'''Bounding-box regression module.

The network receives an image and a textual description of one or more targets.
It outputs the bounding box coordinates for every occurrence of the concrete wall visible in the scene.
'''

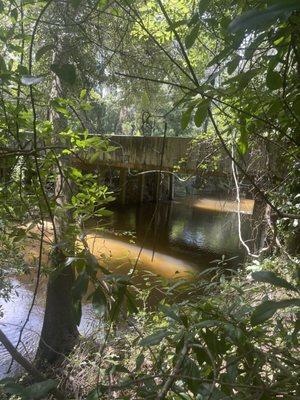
[81,135,268,176]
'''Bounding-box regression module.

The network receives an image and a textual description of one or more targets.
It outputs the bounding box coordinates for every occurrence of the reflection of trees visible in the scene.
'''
[169,207,250,256]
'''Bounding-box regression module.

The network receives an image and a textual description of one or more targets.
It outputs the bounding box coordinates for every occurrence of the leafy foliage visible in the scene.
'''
[0,0,299,398]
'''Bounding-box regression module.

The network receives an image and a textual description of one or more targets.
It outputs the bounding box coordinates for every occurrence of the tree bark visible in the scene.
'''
[36,35,79,365]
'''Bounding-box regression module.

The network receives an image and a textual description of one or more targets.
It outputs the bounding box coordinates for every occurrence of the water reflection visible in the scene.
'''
[103,199,252,267]
[0,197,253,377]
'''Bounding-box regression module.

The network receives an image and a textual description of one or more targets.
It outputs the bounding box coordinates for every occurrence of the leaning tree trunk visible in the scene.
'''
[36,37,79,365]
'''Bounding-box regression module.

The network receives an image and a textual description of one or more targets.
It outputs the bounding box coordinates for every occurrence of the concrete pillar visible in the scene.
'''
[138,173,145,203]
[251,198,268,253]
[119,168,127,205]
[155,172,161,202]
[168,173,174,200]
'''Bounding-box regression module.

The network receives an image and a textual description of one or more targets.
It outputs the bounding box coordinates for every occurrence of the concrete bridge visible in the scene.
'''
[79,135,268,204]
[0,135,269,204]
[84,135,231,174]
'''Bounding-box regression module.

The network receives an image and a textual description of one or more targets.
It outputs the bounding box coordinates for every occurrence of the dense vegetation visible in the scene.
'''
[0,0,299,399]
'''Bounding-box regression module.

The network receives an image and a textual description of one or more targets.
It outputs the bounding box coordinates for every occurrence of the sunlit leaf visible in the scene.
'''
[80,88,87,99]
[237,127,248,155]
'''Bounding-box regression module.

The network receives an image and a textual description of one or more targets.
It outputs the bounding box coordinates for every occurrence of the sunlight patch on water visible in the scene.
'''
[24,224,198,279]
[85,235,198,278]
[177,197,254,214]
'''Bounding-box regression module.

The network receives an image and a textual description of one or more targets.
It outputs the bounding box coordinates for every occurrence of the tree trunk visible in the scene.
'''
[36,36,79,365]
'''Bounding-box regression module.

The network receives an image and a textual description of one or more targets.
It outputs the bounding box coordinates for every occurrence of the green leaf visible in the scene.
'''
[182,357,202,394]
[251,298,300,326]
[195,320,221,329]
[22,380,57,399]
[11,8,18,21]
[86,387,105,399]
[70,0,81,7]
[0,55,6,71]
[135,354,144,370]
[158,304,180,321]
[80,88,87,99]
[252,271,298,292]
[244,33,266,59]
[185,23,200,49]
[266,70,282,90]
[227,55,240,75]
[167,19,188,31]
[36,44,54,62]
[73,272,89,300]
[237,139,248,155]
[229,0,300,34]
[2,382,26,397]
[126,290,138,314]
[292,96,300,117]
[50,63,76,85]
[0,1,4,13]
[237,126,248,155]
[198,0,210,15]
[207,43,242,67]
[92,287,107,317]
[139,329,170,347]
[225,68,260,89]
[181,106,193,130]
[194,100,209,127]
[21,75,43,86]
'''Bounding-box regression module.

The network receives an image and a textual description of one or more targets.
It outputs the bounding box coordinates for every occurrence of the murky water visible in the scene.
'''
[0,197,254,377]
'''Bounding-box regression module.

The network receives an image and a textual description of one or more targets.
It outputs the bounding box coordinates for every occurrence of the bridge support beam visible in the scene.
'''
[119,169,127,205]
[168,174,174,201]
[138,173,145,203]
[250,198,268,254]
[155,172,160,202]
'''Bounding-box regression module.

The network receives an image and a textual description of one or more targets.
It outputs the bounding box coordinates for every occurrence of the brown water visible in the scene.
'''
[0,197,254,377]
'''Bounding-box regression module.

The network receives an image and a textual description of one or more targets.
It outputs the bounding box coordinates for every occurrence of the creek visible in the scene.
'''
[0,197,254,377]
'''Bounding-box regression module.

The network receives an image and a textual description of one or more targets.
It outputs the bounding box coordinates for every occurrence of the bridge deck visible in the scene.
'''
[81,135,265,175]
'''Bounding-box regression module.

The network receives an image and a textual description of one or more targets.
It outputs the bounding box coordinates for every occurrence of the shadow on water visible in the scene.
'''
[0,197,254,377]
